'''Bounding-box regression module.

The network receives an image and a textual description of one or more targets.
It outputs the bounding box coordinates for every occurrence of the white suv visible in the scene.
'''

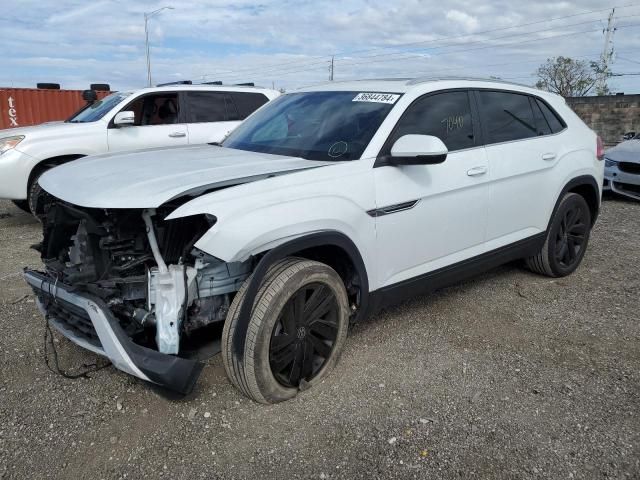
[24,78,604,403]
[0,85,279,214]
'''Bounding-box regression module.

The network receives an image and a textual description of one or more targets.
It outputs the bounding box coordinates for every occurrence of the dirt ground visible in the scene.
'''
[0,196,638,480]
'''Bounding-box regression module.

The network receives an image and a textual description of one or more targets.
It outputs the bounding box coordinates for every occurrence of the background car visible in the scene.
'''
[603,132,640,200]
[0,84,280,215]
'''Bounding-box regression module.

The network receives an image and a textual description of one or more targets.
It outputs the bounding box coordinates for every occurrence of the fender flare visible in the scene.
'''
[547,175,601,231]
[231,230,369,357]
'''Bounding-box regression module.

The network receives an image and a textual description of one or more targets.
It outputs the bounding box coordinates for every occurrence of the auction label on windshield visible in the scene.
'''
[352,92,400,104]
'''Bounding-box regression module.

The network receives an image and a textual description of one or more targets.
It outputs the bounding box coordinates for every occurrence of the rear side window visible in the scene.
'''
[535,98,565,133]
[389,91,476,152]
[478,91,538,144]
[185,92,227,123]
[229,92,270,120]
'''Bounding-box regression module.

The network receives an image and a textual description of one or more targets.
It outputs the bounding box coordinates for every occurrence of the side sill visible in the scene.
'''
[368,232,546,313]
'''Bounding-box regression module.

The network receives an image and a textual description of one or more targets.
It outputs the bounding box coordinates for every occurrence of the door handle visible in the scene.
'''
[466,166,487,177]
[168,132,186,138]
[542,153,557,161]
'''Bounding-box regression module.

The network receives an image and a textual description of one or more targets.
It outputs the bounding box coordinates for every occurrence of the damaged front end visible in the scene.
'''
[25,200,250,394]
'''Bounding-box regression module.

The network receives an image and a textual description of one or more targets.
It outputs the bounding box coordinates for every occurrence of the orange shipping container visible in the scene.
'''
[0,88,111,130]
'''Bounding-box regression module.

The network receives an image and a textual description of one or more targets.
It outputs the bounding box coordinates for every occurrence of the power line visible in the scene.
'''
[617,55,640,64]
[221,22,640,82]
[196,3,640,80]
[214,14,640,82]
[220,22,601,81]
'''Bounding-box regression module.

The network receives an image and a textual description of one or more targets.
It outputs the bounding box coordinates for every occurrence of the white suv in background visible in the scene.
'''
[25,78,604,402]
[0,85,279,214]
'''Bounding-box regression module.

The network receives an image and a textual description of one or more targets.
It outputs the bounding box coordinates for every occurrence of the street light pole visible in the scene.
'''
[144,6,174,87]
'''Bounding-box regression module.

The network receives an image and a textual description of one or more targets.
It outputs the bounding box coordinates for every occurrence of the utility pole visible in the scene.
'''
[144,6,174,87]
[596,8,616,95]
[329,56,334,81]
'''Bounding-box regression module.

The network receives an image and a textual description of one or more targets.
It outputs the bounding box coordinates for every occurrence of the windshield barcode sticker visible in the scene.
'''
[352,93,400,104]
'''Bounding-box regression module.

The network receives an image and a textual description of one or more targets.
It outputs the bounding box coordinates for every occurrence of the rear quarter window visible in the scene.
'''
[535,98,565,134]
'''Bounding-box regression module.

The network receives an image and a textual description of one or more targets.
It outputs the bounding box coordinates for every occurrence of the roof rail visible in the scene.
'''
[406,75,534,88]
[156,80,193,87]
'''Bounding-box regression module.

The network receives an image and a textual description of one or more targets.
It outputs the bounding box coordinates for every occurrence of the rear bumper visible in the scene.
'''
[24,270,203,394]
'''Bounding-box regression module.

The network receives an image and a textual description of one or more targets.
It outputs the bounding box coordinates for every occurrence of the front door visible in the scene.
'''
[373,90,490,288]
[107,92,189,152]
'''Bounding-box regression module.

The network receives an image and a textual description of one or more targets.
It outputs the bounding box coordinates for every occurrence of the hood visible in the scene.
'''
[0,121,92,139]
[39,145,331,209]
[605,139,640,163]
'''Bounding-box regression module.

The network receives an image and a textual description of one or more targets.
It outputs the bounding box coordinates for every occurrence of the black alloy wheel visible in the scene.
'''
[269,283,339,388]
[221,257,350,404]
[554,203,588,269]
[525,192,592,278]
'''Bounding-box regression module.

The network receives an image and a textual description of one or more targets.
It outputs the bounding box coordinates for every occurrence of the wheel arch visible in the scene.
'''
[549,175,601,230]
[28,154,86,191]
[230,231,370,358]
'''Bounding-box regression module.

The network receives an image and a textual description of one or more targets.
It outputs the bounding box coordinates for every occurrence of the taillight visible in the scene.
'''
[596,136,605,161]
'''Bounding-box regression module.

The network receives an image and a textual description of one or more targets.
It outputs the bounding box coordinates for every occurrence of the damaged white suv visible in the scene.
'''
[25,78,604,403]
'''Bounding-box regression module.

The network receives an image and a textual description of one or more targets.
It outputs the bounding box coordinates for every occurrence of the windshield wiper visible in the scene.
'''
[208,142,222,146]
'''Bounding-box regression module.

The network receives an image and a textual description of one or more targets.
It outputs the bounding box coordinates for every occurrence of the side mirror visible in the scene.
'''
[114,111,135,127]
[388,134,448,166]
[82,89,97,103]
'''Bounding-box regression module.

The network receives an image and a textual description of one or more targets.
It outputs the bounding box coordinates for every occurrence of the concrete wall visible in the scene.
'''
[567,94,640,146]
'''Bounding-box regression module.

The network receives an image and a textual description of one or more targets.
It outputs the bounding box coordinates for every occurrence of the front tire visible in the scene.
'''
[221,258,350,404]
[526,193,592,277]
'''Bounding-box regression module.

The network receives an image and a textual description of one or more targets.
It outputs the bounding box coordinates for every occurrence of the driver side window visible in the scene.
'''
[120,93,180,126]
[389,91,476,152]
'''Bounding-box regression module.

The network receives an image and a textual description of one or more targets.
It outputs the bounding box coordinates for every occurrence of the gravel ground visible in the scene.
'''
[0,196,638,480]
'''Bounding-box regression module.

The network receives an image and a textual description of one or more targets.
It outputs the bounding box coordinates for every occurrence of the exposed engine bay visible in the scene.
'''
[35,200,251,356]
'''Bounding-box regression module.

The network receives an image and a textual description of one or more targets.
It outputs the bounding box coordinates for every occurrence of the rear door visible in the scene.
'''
[107,92,189,152]
[184,91,270,145]
[183,91,236,145]
[476,90,566,246]
[373,90,490,288]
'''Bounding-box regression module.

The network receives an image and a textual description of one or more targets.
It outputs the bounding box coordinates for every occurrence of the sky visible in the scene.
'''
[1,0,639,93]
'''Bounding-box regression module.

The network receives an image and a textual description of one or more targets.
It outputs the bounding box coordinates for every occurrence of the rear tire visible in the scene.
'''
[526,193,592,277]
[221,257,350,404]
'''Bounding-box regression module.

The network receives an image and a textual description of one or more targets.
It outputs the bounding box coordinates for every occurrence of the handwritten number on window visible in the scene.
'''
[441,115,464,133]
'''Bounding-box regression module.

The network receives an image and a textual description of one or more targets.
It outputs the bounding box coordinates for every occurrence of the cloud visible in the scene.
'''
[0,0,638,92]
[445,9,479,32]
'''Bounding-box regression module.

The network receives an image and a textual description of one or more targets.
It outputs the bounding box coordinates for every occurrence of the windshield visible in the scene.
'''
[67,92,131,123]
[222,91,400,161]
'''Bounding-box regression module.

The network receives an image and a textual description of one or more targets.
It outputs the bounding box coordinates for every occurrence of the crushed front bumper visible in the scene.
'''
[24,270,203,394]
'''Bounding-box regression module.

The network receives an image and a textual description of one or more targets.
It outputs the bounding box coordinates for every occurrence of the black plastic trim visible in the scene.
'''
[549,175,601,227]
[368,232,546,313]
[367,200,420,217]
